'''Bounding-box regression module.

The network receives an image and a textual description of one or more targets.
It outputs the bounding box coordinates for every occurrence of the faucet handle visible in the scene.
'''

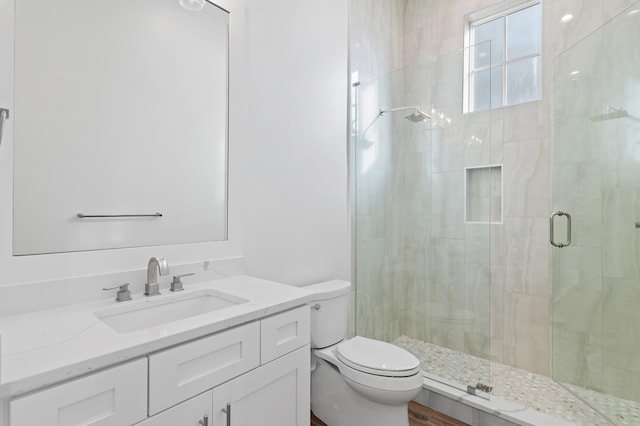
[170,273,195,292]
[103,283,132,302]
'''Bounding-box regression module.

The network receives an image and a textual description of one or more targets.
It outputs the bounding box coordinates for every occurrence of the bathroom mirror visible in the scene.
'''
[12,0,229,255]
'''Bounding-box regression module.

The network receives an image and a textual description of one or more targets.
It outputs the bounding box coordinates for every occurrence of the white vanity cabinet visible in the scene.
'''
[9,358,148,426]
[148,322,261,415]
[209,304,310,426]
[135,391,212,426]
[137,345,309,426]
[4,305,311,426]
[211,345,310,426]
[145,305,310,425]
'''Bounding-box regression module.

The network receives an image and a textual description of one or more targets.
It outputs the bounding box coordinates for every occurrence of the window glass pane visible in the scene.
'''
[472,17,503,68]
[506,4,541,60]
[473,69,491,112]
[472,66,503,112]
[490,66,503,109]
[472,38,492,69]
[473,65,503,111]
[506,56,541,105]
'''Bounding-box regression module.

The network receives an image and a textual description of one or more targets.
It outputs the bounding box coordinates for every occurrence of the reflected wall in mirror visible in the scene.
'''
[13,0,229,255]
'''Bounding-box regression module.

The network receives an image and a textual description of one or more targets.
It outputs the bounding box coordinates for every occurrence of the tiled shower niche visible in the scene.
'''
[465,165,502,224]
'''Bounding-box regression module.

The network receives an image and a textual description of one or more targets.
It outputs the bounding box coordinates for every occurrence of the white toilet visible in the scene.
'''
[304,280,423,426]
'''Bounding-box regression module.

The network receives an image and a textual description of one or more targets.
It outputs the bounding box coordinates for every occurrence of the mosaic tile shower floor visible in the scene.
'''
[393,336,640,426]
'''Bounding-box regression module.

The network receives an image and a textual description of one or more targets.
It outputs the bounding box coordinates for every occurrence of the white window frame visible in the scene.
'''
[463,0,542,113]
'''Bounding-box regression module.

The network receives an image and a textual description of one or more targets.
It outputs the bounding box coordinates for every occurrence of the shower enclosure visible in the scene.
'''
[353,43,497,397]
[353,2,640,424]
[552,3,640,425]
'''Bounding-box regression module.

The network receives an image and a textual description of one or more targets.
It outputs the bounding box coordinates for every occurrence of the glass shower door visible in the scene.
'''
[353,43,494,397]
[552,3,640,424]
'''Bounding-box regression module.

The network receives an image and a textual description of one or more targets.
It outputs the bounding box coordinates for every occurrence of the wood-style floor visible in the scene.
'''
[310,401,470,426]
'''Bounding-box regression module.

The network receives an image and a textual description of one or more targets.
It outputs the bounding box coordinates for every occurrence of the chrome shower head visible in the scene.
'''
[380,105,432,123]
[590,107,629,122]
[404,108,431,122]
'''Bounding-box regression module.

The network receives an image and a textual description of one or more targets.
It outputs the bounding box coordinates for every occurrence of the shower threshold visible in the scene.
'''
[393,336,640,426]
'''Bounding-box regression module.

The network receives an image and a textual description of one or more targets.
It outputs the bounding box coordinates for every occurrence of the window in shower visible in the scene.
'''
[464,0,541,112]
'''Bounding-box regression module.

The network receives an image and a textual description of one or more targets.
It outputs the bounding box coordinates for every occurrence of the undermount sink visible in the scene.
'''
[95,289,249,333]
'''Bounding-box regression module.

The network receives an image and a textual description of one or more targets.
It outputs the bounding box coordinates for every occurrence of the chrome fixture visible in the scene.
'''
[170,273,195,292]
[0,108,9,147]
[179,0,205,12]
[145,257,170,296]
[77,212,163,219]
[590,106,640,122]
[221,403,231,426]
[103,283,132,302]
[467,382,493,396]
[475,382,493,393]
[550,211,572,248]
[379,105,431,122]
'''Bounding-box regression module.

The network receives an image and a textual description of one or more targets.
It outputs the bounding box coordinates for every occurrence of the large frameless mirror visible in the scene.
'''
[12,0,229,255]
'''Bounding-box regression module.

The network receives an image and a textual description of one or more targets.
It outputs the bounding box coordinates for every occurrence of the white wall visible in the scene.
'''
[241,0,350,285]
[0,0,349,292]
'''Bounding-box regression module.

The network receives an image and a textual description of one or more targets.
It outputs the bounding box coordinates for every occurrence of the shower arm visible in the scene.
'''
[379,106,421,115]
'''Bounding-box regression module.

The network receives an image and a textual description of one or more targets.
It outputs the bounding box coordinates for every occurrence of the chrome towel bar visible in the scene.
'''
[77,213,163,218]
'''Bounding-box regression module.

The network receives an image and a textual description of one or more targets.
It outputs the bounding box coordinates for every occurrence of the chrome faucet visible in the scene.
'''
[145,256,170,296]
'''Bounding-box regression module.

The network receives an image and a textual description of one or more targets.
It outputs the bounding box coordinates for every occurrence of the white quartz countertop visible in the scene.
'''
[0,275,314,398]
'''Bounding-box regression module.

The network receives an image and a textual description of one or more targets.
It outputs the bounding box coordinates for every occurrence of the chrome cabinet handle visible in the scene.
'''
[550,211,572,248]
[222,403,231,426]
[198,415,209,426]
[312,304,321,310]
[0,108,9,148]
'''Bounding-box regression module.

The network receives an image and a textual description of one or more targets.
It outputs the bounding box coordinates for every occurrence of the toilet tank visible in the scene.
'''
[303,280,351,349]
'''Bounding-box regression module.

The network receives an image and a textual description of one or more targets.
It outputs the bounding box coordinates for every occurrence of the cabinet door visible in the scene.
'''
[0,398,6,426]
[10,358,147,426]
[148,322,260,415]
[135,391,211,426]
[211,345,309,426]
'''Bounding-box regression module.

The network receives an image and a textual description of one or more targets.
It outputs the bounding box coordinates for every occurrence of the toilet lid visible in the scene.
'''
[336,336,421,377]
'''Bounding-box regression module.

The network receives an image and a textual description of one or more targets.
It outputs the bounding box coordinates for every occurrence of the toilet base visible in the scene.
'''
[311,357,417,426]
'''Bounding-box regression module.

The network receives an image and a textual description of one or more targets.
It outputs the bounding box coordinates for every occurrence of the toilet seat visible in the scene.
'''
[337,356,424,393]
[314,339,423,394]
[336,336,421,377]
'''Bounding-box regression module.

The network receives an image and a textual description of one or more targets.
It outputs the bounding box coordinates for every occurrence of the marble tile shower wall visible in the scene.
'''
[351,0,639,379]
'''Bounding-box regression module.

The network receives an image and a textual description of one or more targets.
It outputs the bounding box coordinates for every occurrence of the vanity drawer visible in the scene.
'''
[10,358,147,426]
[148,321,260,415]
[260,305,310,364]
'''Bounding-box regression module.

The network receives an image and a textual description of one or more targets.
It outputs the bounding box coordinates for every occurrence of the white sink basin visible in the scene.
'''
[95,289,249,333]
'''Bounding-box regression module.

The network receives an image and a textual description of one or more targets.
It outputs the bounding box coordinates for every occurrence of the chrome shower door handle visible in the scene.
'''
[550,211,572,248]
